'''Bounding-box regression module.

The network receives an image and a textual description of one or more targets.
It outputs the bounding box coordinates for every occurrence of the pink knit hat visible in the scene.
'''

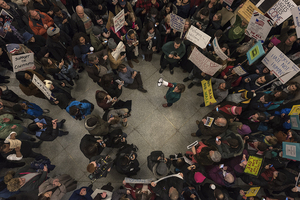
[194,172,206,183]
[231,106,242,115]
[270,37,281,46]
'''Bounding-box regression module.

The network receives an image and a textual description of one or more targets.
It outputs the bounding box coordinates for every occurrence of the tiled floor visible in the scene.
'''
[2,53,225,199]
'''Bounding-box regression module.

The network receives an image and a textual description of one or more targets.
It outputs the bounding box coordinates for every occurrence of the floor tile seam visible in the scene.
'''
[132,128,156,150]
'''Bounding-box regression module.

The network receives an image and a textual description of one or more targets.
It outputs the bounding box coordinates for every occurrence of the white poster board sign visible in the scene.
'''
[223,0,234,6]
[233,65,248,76]
[262,46,300,84]
[170,13,185,32]
[32,74,52,100]
[113,9,125,33]
[186,25,211,49]
[189,48,222,76]
[292,6,300,38]
[12,53,35,73]
[212,38,228,61]
[112,41,125,60]
[246,11,273,41]
[267,0,297,25]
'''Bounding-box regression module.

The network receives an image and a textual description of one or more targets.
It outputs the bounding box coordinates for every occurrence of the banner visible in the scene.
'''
[113,9,125,32]
[170,13,185,32]
[244,156,263,176]
[233,65,248,76]
[238,0,264,23]
[289,105,300,115]
[32,74,52,100]
[246,11,273,42]
[262,46,300,84]
[223,0,234,6]
[290,115,300,130]
[189,48,222,76]
[246,41,265,65]
[12,53,35,73]
[245,187,260,197]
[292,6,300,38]
[282,142,300,161]
[201,79,217,107]
[212,38,228,61]
[186,25,211,49]
[0,9,13,38]
[154,173,183,183]
[124,177,155,184]
[267,0,297,25]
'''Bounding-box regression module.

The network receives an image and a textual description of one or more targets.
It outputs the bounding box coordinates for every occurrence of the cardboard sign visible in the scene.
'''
[201,79,217,106]
[244,156,263,176]
[246,11,273,42]
[290,115,300,130]
[212,38,228,61]
[113,9,125,32]
[282,142,300,161]
[246,41,265,65]
[186,25,211,49]
[31,74,52,100]
[233,65,248,76]
[0,9,13,38]
[170,13,185,32]
[292,6,300,38]
[204,117,214,126]
[12,53,35,73]
[238,0,264,23]
[289,105,300,115]
[267,0,297,25]
[245,187,260,197]
[262,46,300,84]
[189,48,222,76]
[223,0,234,6]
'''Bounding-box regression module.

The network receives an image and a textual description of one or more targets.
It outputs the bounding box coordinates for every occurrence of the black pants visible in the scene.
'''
[161,57,178,70]
[126,72,143,89]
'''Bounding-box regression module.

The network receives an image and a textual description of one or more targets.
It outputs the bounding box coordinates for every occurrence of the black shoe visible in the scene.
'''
[2,76,10,79]
[59,131,69,136]
[188,83,194,89]
[170,69,174,75]
[60,119,66,124]
[159,68,164,73]
[33,140,43,148]
[197,92,203,96]
[200,103,205,107]
[78,68,84,73]
[30,137,36,142]
[138,87,147,93]
[183,77,190,82]
[0,80,9,84]
[107,182,112,186]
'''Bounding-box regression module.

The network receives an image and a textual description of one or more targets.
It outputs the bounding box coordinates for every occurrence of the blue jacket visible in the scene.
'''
[66,101,92,119]
[69,187,93,200]
[26,102,43,118]
[118,66,136,87]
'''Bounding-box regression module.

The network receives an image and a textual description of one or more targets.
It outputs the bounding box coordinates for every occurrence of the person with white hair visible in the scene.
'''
[70,5,97,35]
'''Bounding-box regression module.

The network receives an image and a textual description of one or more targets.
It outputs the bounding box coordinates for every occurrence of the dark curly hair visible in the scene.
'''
[72,32,90,47]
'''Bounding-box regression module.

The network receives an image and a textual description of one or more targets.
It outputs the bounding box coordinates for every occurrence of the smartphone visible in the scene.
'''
[269,164,273,168]
[155,24,157,27]
[220,164,224,168]
[216,137,219,141]
[110,114,113,118]
[216,107,219,112]
[104,40,108,43]
[208,43,211,46]
[154,37,156,39]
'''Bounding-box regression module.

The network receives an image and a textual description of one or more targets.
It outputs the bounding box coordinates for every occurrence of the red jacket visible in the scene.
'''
[28,10,54,38]
[221,65,242,87]
[125,183,156,200]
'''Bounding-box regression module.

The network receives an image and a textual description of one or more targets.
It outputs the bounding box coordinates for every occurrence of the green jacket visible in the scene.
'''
[228,15,247,43]
[166,83,181,104]
[90,33,105,52]
[0,114,24,139]
[162,41,186,63]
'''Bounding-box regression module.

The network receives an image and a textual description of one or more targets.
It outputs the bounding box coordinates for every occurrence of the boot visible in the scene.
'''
[149,53,153,62]
[128,60,134,68]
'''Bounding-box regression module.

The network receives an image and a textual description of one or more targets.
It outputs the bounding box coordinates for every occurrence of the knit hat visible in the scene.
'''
[22,32,34,43]
[92,26,103,36]
[231,106,242,115]
[153,162,169,178]
[108,38,117,49]
[194,172,206,183]
[237,124,251,135]
[119,0,126,5]
[43,80,52,89]
[210,151,221,162]
[47,27,60,36]
[270,37,281,46]
[265,75,273,83]
[6,44,20,54]
[245,91,256,99]
[28,122,40,132]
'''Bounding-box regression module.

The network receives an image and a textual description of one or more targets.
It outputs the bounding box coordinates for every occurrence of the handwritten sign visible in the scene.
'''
[186,25,211,49]
[246,11,273,42]
[292,6,300,38]
[246,41,265,65]
[12,53,35,73]
[201,79,217,107]
[189,48,222,76]
[233,65,248,76]
[212,38,228,61]
[0,9,13,38]
[113,9,125,32]
[267,0,297,25]
[31,74,51,100]
[244,156,263,176]
[245,187,260,197]
[289,105,300,115]
[170,13,185,32]
[283,142,300,161]
[112,41,125,60]
[290,115,300,130]
[238,0,264,23]
[262,46,300,84]
[223,0,234,6]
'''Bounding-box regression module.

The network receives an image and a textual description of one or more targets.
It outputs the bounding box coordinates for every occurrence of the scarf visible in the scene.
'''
[33,118,47,137]
[147,31,155,50]
[125,30,138,56]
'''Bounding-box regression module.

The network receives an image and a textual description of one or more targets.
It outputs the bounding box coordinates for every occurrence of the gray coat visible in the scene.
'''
[211,78,228,105]
[84,114,110,136]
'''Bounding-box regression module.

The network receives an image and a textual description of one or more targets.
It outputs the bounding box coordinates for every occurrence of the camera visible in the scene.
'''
[88,158,109,180]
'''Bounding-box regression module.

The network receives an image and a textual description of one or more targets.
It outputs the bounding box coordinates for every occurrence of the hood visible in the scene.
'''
[84,115,98,131]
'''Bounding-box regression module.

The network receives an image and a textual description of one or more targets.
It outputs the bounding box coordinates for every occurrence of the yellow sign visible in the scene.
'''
[238,0,264,23]
[244,156,263,176]
[250,45,259,60]
[201,79,217,107]
[245,187,260,197]
[289,105,300,115]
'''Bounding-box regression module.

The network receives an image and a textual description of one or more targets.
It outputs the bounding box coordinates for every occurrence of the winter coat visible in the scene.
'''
[29,115,59,141]
[198,111,228,137]
[33,0,54,14]
[0,114,23,139]
[87,0,108,16]
[66,101,93,120]
[207,165,235,187]
[112,189,133,200]
[162,41,186,63]
[107,48,123,70]
[84,114,110,136]
[18,70,45,98]
[80,134,105,159]
[28,10,54,38]
[69,187,93,200]
[166,83,181,104]
[211,78,228,105]
[140,28,161,54]
[124,183,156,200]
[151,176,184,200]
[70,8,96,34]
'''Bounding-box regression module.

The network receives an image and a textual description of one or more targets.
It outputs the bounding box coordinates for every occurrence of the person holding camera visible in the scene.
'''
[147,151,171,178]
[87,154,113,180]
[105,108,130,130]
[123,29,140,68]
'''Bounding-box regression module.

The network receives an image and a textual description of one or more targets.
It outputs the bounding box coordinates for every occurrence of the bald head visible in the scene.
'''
[215,118,227,127]
[76,5,84,18]
[224,173,234,183]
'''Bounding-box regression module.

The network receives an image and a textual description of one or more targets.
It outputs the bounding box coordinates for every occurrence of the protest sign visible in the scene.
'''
[170,13,185,32]
[250,0,278,13]
[246,41,265,65]
[246,11,273,42]
[32,74,52,100]
[112,41,125,60]
[212,38,228,61]
[189,48,222,76]
[237,0,264,23]
[289,51,300,61]
[292,6,300,38]
[12,53,35,73]
[296,173,300,188]
[201,79,217,107]
[186,25,211,49]
[244,156,263,176]
[124,177,155,184]
[282,142,300,161]
[223,0,234,6]
[187,141,198,149]
[262,46,300,84]
[290,115,300,130]
[289,105,300,115]
[233,65,248,76]
[154,173,183,183]
[0,9,13,38]
[267,0,297,25]
[113,9,125,32]
[91,189,112,199]
[245,187,260,197]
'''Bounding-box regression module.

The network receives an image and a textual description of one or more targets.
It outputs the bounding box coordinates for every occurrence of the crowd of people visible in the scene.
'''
[0,0,300,199]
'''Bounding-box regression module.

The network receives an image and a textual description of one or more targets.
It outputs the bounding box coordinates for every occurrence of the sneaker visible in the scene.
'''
[122,122,128,127]
[60,119,66,124]
[183,77,190,82]
[170,69,174,75]
[132,59,139,63]
[191,133,197,137]
[128,60,134,68]
[162,103,169,107]
[188,83,194,89]
[138,87,147,93]
[159,68,164,73]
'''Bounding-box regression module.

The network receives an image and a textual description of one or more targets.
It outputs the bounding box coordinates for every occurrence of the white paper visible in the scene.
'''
[170,13,185,32]
[31,74,52,100]
[12,53,35,73]
[186,25,211,49]
[267,0,297,25]
[212,38,228,61]
[292,6,300,38]
[113,9,125,33]
[286,144,296,157]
